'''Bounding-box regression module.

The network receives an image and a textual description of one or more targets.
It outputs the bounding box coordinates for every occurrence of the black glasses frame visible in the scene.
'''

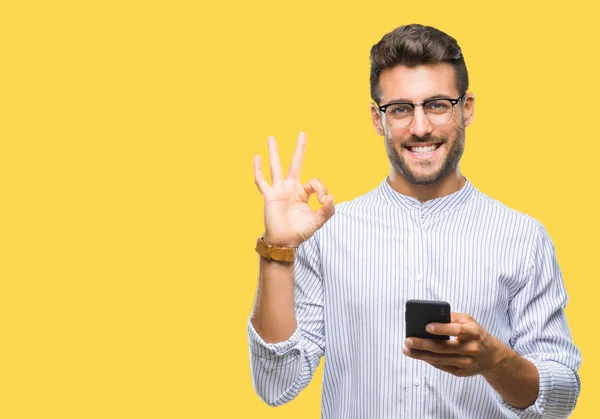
[377,93,466,125]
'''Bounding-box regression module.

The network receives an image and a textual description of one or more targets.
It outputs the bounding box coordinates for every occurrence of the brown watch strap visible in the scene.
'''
[255,236,297,262]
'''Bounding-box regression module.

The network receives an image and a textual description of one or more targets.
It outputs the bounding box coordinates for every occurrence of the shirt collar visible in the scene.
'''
[378,176,475,216]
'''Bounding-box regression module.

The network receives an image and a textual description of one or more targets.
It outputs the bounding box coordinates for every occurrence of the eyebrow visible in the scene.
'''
[384,94,456,103]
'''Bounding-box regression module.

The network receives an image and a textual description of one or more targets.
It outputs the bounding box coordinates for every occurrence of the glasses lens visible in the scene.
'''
[424,100,453,124]
[385,103,413,127]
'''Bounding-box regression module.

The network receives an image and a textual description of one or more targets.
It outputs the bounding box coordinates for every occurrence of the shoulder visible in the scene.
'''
[472,188,546,230]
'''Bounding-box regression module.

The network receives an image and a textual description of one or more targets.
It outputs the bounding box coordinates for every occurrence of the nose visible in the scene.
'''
[409,106,433,137]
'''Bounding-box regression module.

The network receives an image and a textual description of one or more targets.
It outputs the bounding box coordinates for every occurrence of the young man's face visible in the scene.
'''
[371,63,475,185]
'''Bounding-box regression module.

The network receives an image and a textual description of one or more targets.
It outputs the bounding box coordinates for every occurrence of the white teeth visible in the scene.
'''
[410,145,437,154]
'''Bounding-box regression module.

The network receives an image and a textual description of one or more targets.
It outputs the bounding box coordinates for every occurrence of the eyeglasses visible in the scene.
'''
[377,93,466,128]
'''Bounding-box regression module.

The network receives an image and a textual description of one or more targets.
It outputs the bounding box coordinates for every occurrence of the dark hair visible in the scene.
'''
[369,24,469,104]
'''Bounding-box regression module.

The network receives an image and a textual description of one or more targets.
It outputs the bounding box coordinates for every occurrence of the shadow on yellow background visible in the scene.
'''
[0,1,596,418]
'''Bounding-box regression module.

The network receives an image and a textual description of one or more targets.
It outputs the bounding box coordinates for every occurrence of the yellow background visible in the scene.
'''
[0,1,597,418]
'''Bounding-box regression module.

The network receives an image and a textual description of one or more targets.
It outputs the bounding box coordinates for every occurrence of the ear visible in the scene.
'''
[370,103,384,136]
[462,93,475,127]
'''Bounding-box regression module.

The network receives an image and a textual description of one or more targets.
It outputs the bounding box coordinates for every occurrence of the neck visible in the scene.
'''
[387,168,466,202]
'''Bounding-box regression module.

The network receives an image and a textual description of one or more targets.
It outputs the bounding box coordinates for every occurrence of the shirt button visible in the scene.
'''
[414,378,421,387]
[416,273,422,282]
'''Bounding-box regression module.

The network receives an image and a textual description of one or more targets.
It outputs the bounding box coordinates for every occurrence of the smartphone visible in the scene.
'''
[405,299,451,340]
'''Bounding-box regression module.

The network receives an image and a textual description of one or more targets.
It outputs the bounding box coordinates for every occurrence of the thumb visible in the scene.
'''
[450,312,472,324]
[314,194,335,226]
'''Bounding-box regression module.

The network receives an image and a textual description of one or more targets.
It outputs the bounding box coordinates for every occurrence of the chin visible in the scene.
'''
[408,173,444,185]
[399,160,456,185]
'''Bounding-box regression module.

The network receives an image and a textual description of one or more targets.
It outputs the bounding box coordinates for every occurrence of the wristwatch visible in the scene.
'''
[255,236,297,263]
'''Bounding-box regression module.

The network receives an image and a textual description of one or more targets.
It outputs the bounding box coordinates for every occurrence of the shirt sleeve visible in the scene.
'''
[498,222,582,418]
[247,232,326,406]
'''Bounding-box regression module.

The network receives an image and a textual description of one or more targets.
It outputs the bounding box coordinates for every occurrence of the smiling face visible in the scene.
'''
[371,62,475,186]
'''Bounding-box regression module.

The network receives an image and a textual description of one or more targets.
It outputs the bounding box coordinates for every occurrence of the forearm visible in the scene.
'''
[250,256,297,343]
[482,338,539,409]
[248,318,321,407]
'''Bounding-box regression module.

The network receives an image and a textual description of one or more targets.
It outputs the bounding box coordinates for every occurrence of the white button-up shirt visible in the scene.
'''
[248,178,581,418]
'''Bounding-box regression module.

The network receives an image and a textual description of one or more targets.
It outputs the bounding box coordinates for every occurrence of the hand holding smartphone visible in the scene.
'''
[405,299,451,340]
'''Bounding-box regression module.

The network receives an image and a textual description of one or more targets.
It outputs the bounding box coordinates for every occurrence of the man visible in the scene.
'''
[248,24,581,418]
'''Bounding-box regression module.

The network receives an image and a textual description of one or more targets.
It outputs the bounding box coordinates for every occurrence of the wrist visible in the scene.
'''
[263,233,300,248]
[255,235,297,263]
[259,254,295,266]
[483,338,515,378]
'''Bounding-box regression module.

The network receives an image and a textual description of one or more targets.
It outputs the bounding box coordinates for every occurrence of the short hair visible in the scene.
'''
[369,24,469,104]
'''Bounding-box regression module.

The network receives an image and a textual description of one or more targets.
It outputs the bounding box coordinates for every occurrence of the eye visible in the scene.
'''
[387,103,413,116]
[424,100,452,113]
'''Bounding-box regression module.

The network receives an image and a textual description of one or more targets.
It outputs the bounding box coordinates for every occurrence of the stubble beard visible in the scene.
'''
[384,123,465,185]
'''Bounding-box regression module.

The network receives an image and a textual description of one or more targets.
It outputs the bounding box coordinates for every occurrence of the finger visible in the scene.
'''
[315,194,335,224]
[426,322,480,340]
[425,322,461,337]
[254,155,270,194]
[287,132,306,181]
[404,337,463,354]
[426,312,470,337]
[402,347,473,368]
[450,312,472,323]
[428,364,467,377]
[305,178,328,203]
[456,323,482,341]
[268,136,284,183]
